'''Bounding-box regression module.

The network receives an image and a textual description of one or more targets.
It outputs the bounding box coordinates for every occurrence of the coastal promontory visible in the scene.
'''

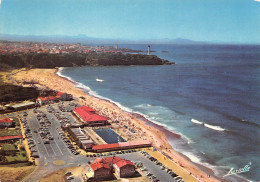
[0,41,174,70]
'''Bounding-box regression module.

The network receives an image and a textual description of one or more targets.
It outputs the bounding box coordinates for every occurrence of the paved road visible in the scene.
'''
[3,102,178,182]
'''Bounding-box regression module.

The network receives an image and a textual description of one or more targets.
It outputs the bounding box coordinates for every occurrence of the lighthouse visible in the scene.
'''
[147,45,150,55]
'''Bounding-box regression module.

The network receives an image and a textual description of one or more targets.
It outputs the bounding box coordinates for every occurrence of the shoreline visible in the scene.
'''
[56,67,218,176]
[11,68,221,182]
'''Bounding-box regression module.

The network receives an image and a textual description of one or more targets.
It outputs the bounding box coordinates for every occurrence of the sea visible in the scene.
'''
[57,44,260,182]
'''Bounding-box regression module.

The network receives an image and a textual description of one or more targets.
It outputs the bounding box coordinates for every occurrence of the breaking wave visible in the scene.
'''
[191,118,204,124]
[204,124,226,131]
[191,118,226,131]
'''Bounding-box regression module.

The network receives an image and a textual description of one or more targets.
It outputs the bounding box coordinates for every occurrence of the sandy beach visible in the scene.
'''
[11,68,221,182]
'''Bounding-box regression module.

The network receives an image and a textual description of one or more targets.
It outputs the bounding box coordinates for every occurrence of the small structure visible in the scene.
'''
[89,162,111,180]
[114,159,135,178]
[36,92,72,106]
[36,97,48,105]
[86,156,135,181]
[147,45,150,55]
[0,118,13,128]
[56,92,73,101]
[7,102,35,111]
[67,127,94,149]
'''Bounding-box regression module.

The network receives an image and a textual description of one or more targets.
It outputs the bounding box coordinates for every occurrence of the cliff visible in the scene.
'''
[0,52,174,70]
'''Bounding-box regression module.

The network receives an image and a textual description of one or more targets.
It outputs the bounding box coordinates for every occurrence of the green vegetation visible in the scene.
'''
[4,151,27,162]
[0,84,39,103]
[12,117,21,127]
[0,129,21,137]
[0,143,28,164]
[0,73,39,104]
[1,144,17,151]
[0,52,173,70]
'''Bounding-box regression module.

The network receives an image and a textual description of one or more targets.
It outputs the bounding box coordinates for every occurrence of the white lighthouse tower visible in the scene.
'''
[147,45,150,55]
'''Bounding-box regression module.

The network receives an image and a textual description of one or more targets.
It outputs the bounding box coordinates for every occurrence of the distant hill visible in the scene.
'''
[0,34,205,44]
[0,52,174,71]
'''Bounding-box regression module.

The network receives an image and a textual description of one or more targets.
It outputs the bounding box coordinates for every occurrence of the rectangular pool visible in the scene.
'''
[94,128,126,144]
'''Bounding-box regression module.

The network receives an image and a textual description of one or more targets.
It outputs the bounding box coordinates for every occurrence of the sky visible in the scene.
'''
[0,0,260,43]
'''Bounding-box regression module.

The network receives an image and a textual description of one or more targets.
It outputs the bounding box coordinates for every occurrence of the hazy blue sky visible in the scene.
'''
[0,0,260,43]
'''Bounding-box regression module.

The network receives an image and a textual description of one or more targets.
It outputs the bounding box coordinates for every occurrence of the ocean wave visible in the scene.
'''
[56,67,64,77]
[204,124,226,131]
[191,118,226,131]
[182,151,202,163]
[96,78,104,82]
[191,118,204,124]
[179,134,195,144]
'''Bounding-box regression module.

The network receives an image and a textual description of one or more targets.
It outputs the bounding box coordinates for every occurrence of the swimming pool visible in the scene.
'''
[94,128,126,144]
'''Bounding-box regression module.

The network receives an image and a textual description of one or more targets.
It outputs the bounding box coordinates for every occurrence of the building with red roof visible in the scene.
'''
[56,92,73,101]
[56,92,64,96]
[0,135,23,142]
[73,106,108,126]
[0,118,13,127]
[89,161,111,180]
[92,140,151,152]
[36,97,48,105]
[114,159,135,178]
[74,106,95,113]
[87,156,135,180]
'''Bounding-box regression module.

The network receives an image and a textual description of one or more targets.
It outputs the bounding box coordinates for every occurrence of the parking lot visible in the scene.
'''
[6,102,80,160]
[4,102,183,182]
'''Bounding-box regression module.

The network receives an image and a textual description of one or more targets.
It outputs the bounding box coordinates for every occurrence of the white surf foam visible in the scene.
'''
[96,78,104,82]
[182,151,202,163]
[190,117,226,132]
[191,118,204,124]
[204,124,226,131]
[57,67,77,83]
[56,67,64,77]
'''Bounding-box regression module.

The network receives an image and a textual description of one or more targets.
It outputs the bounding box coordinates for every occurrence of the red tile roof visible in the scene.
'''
[91,157,132,170]
[57,92,64,96]
[48,96,55,100]
[90,162,110,171]
[37,97,47,101]
[114,160,134,168]
[103,156,122,164]
[92,158,103,164]
[93,143,120,150]
[74,106,107,122]
[0,118,13,123]
[92,140,151,150]
[74,106,95,113]
[0,135,23,141]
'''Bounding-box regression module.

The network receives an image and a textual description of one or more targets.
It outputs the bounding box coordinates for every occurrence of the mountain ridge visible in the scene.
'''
[0,33,206,44]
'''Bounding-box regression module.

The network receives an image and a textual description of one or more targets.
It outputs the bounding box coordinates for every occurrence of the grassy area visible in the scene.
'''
[0,165,35,182]
[12,117,21,127]
[5,150,27,163]
[0,70,39,103]
[0,129,21,137]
